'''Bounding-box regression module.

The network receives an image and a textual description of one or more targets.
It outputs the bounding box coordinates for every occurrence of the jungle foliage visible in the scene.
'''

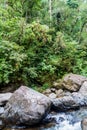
[0,0,87,90]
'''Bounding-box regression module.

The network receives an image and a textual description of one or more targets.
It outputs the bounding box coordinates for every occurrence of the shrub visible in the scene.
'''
[0,40,26,85]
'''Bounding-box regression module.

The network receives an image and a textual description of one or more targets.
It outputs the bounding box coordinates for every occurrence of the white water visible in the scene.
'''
[58,122,81,130]
[8,107,87,130]
[42,107,87,130]
[43,112,82,130]
[43,122,81,130]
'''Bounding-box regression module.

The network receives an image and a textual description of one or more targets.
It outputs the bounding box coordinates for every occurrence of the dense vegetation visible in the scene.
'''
[0,0,87,90]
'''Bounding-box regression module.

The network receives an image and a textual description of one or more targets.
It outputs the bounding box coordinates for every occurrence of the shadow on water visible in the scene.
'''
[3,121,56,130]
[3,123,56,130]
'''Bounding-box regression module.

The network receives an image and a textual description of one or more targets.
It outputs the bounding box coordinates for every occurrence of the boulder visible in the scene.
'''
[43,89,51,96]
[81,118,87,130]
[1,86,51,126]
[64,91,71,97]
[62,73,87,92]
[0,93,12,106]
[49,93,57,99]
[55,89,64,98]
[79,81,87,96]
[71,92,87,106]
[51,92,87,111]
[44,89,51,94]
[51,96,79,111]
[71,92,87,107]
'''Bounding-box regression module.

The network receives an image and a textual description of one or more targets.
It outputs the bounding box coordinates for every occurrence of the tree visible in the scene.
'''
[49,0,52,26]
[0,0,87,90]
[5,0,41,22]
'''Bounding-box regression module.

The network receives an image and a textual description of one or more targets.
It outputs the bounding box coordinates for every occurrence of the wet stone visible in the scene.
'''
[0,107,4,115]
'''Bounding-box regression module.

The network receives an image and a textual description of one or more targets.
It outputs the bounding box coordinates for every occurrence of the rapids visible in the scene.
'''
[3,107,87,130]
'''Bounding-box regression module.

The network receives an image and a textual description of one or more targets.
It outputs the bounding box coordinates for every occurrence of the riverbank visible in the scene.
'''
[2,107,87,130]
[1,73,87,130]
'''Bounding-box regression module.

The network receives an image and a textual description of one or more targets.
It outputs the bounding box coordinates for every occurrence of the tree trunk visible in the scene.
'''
[49,0,52,26]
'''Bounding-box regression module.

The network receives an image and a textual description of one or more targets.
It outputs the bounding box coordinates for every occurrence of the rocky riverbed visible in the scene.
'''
[1,74,87,130]
[2,107,87,130]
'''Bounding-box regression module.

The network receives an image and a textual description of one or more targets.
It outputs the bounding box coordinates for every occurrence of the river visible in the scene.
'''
[3,107,87,130]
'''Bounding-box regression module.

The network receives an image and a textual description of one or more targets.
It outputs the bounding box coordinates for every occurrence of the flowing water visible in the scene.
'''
[3,107,87,130]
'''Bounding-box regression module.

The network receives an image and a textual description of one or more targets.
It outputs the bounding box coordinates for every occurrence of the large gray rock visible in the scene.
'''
[62,73,87,92]
[79,81,87,96]
[71,92,87,106]
[72,92,87,107]
[51,92,87,111]
[1,86,51,126]
[81,118,87,130]
[0,93,12,106]
[51,96,79,111]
